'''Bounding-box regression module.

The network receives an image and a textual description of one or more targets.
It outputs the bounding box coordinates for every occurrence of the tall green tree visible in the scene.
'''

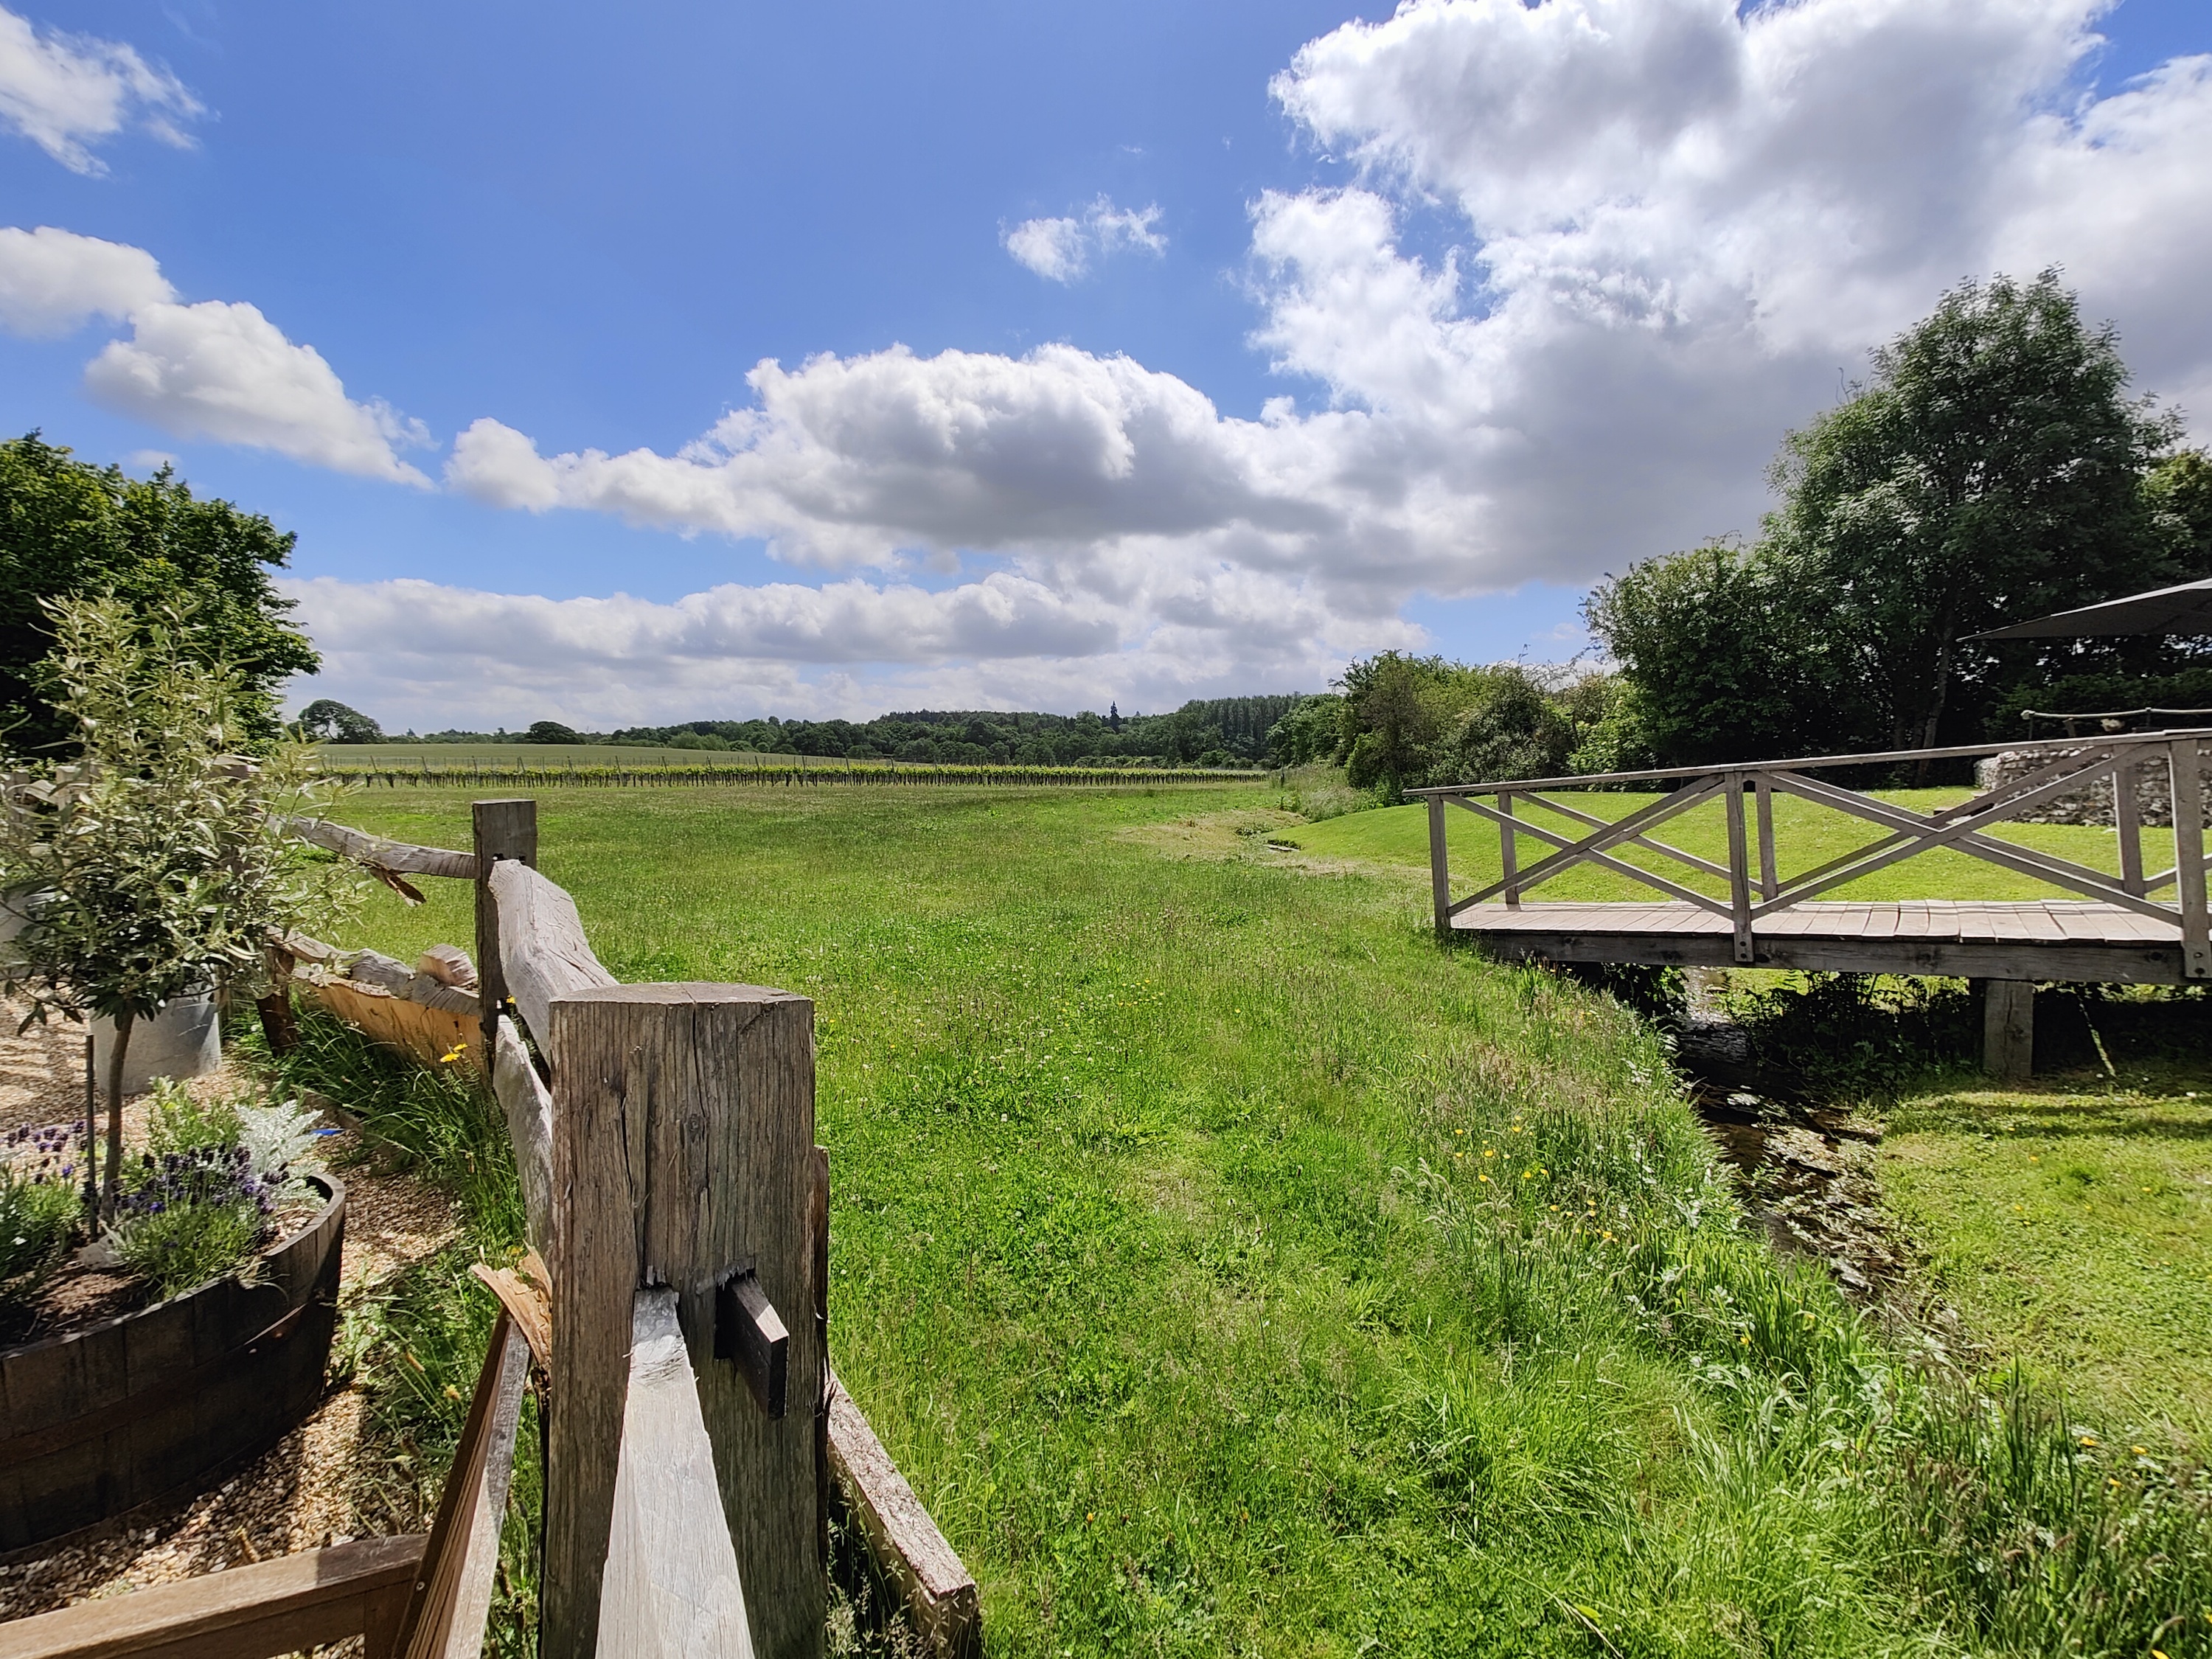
[0,434,318,755]
[1767,271,2183,752]
[1589,273,2193,766]
[1582,540,1871,766]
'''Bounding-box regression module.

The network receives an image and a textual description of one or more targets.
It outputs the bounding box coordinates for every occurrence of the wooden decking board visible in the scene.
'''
[1452,897,2188,983]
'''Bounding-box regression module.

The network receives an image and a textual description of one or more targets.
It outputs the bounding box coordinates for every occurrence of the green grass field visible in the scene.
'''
[318,782,2212,1657]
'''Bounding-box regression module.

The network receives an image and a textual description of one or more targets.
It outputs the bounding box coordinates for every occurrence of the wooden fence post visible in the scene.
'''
[2114,757,2144,897]
[1498,793,1520,909]
[545,984,826,1659]
[473,800,538,1051]
[1723,773,1754,964]
[2171,741,2209,981]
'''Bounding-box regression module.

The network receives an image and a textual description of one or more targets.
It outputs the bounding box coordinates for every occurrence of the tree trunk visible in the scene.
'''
[1912,587,1965,784]
[101,1010,133,1225]
[256,947,299,1056]
[82,1032,98,1216]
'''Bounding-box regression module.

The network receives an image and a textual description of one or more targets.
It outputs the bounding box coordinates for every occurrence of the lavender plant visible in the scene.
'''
[106,1083,326,1299]
[1,1123,83,1324]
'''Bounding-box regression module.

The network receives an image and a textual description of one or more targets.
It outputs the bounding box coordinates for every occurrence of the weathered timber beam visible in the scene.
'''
[491,1017,555,1258]
[397,1312,532,1659]
[1451,796,1725,916]
[488,860,618,1052]
[827,1373,981,1659]
[0,1534,426,1659]
[1514,791,1733,882]
[597,1288,756,1659]
[289,816,478,880]
[1762,769,2179,924]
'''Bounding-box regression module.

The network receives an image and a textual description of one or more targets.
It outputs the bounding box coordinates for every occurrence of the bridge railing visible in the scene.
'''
[1411,729,2212,976]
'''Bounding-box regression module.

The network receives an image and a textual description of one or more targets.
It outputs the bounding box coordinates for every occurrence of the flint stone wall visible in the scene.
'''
[1973,746,2212,827]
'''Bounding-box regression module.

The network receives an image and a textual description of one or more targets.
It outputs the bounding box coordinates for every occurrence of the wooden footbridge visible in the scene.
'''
[1416,730,2212,1077]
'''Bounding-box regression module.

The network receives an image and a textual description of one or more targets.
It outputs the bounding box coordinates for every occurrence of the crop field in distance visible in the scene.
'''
[329,779,2212,1657]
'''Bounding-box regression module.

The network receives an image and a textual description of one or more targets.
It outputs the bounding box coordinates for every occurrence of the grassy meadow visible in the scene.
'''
[309,780,2212,1657]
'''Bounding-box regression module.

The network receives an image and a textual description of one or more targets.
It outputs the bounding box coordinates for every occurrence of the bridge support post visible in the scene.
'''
[1427,795,1451,938]
[1979,979,2034,1084]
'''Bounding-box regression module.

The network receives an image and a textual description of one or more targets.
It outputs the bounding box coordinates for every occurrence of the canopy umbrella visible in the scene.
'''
[1972,577,2212,640]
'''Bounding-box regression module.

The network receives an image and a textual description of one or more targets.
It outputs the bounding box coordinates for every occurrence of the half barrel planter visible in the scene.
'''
[0,1175,345,1559]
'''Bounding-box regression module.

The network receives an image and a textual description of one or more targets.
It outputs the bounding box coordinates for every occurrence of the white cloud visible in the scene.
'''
[0,224,172,335]
[1004,196,1166,283]
[284,568,1394,729]
[0,222,435,484]
[0,4,201,175]
[456,0,2212,622]
[83,299,434,485]
[349,0,2212,720]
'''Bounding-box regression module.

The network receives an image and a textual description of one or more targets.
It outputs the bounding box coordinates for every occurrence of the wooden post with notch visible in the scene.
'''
[1723,773,1753,964]
[544,983,826,1659]
[473,799,538,1057]
[1426,796,1450,938]
[2172,740,2209,980]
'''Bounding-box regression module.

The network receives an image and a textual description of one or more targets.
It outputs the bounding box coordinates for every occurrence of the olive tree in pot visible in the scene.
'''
[0,595,356,1222]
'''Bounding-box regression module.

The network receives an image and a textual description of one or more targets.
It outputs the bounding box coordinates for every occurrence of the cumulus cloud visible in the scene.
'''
[284,567,1399,729]
[83,299,435,485]
[1004,196,1166,282]
[297,0,2210,722]
[0,223,433,482]
[454,0,2212,633]
[0,4,201,174]
[0,224,173,335]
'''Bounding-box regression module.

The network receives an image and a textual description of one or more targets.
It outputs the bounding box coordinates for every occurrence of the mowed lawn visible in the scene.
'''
[1286,787,2168,904]
[330,782,2212,1657]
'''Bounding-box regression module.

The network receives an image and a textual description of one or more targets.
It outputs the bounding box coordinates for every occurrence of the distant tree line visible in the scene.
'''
[321,696,1312,768]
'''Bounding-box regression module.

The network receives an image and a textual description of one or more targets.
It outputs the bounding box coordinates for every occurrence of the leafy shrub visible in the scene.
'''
[144,1077,242,1159]
[110,1171,265,1301]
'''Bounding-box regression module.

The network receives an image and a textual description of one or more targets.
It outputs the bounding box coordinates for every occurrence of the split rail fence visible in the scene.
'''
[0,799,977,1659]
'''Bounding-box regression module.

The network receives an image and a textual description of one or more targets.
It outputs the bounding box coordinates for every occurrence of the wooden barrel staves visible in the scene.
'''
[0,1177,346,1560]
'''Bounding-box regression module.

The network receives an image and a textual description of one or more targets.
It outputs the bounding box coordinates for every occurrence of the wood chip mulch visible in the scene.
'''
[0,1002,465,1629]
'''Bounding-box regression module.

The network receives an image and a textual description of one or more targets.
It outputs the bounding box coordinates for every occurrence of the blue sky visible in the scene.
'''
[2,0,2209,728]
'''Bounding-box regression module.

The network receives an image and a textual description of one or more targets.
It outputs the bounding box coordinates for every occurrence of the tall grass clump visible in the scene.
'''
[242,1004,539,1655]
